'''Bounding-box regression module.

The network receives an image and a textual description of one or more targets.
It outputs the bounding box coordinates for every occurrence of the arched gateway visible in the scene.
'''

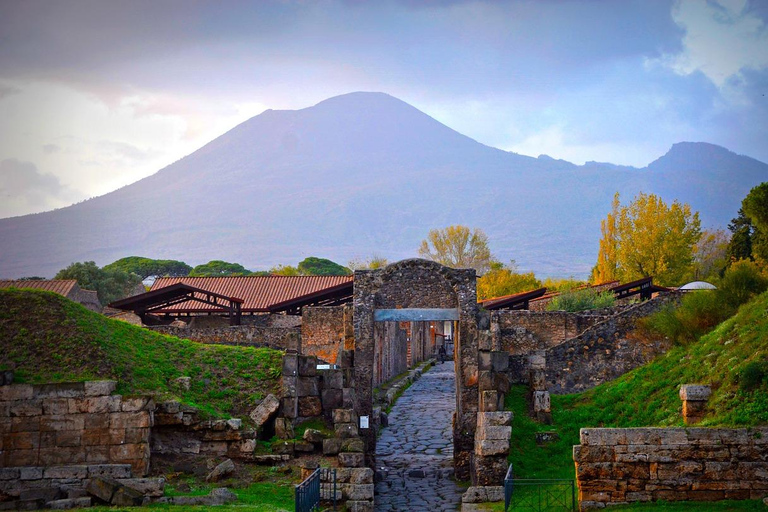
[352,259,480,480]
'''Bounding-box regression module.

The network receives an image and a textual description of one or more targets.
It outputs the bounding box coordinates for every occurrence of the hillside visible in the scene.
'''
[0,288,283,419]
[509,290,768,480]
[1,92,766,279]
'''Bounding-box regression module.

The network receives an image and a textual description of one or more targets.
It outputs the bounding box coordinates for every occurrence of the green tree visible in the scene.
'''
[418,225,494,274]
[742,182,768,231]
[477,261,541,300]
[54,261,142,305]
[189,260,253,277]
[593,192,701,286]
[104,256,192,280]
[270,265,301,276]
[726,208,754,262]
[297,257,351,276]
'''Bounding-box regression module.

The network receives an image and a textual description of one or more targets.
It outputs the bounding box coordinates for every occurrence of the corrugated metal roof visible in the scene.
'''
[0,279,78,297]
[151,275,354,313]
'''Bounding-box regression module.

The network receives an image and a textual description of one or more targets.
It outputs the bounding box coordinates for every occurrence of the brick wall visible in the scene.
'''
[0,381,152,476]
[574,427,768,510]
[150,325,299,351]
[301,306,346,363]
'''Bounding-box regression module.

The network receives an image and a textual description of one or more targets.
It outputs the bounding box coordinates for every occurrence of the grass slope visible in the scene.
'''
[0,289,283,419]
[509,290,768,481]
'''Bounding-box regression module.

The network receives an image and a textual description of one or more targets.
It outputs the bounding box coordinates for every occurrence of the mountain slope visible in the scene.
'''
[1,92,766,278]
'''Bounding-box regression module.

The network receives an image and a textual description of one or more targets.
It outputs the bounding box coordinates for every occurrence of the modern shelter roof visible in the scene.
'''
[150,275,354,313]
[480,288,548,310]
[0,279,78,297]
[679,281,717,290]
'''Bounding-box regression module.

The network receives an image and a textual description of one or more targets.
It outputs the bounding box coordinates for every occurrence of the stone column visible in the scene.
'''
[472,411,513,486]
[529,353,551,424]
[679,384,711,424]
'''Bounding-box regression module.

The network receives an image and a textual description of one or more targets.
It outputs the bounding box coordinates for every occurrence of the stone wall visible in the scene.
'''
[493,310,608,355]
[574,427,768,510]
[544,295,676,394]
[0,381,152,476]
[301,305,348,364]
[150,325,299,351]
[280,353,354,423]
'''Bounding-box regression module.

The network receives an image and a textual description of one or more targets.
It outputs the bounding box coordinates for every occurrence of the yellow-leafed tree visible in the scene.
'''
[593,192,701,287]
[418,225,494,274]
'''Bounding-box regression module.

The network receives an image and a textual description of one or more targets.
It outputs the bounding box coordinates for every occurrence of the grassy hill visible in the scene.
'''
[0,288,283,419]
[509,290,768,480]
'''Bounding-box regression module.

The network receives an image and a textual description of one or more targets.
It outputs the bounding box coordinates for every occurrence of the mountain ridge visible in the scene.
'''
[1,92,766,279]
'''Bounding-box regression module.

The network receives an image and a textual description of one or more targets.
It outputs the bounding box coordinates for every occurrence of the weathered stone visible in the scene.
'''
[249,394,280,427]
[323,438,343,455]
[346,500,374,512]
[462,486,505,503]
[274,417,294,439]
[0,384,33,401]
[342,483,374,500]
[116,478,165,497]
[87,465,132,479]
[477,411,513,428]
[298,396,322,417]
[206,459,235,483]
[480,390,499,412]
[111,485,144,507]
[85,477,120,503]
[294,441,314,452]
[19,468,43,481]
[297,377,320,397]
[532,390,551,413]
[341,437,365,453]
[44,466,87,480]
[338,452,365,467]
[303,428,325,444]
[272,440,295,456]
[334,422,359,438]
[322,370,343,390]
[475,439,509,457]
[332,408,357,424]
[679,384,711,402]
[46,498,92,510]
[298,356,318,377]
[321,388,343,411]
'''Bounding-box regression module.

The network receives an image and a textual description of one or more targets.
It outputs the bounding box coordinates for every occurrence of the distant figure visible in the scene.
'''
[438,344,447,362]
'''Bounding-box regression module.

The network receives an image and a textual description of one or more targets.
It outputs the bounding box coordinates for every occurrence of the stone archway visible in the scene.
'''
[352,259,479,480]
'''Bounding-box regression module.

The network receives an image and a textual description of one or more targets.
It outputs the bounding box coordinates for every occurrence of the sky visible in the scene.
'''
[0,0,766,218]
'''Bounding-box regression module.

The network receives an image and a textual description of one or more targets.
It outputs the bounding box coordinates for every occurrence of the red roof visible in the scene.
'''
[0,279,78,297]
[150,275,354,313]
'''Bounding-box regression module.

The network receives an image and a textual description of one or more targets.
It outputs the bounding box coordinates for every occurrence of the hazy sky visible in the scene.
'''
[0,0,766,218]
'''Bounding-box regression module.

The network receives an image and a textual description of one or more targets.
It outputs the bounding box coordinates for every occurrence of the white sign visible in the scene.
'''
[360,415,369,429]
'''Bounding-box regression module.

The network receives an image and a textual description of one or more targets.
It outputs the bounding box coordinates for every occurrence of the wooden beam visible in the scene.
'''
[374,308,459,322]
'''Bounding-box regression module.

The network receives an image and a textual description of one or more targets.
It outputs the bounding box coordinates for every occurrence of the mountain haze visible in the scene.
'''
[1,92,766,279]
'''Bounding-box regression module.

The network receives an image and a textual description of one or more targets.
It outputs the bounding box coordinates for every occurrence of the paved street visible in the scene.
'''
[374,361,464,511]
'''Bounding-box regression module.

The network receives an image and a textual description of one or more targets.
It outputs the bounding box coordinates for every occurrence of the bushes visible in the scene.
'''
[546,287,616,312]
[644,259,768,343]
[739,361,768,393]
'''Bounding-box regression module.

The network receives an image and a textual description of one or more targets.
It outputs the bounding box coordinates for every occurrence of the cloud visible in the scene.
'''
[0,84,20,101]
[0,158,82,216]
[662,0,768,87]
[42,143,60,154]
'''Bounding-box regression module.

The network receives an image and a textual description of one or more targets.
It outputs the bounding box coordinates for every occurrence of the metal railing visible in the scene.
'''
[295,468,337,512]
[504,464,576,512]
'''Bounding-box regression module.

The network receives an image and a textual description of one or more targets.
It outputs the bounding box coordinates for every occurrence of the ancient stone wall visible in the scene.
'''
[493,310,608,355]
[149,325,299,351]
[301,305,347,363]
[544,295,676,393]
[0,381,152,476]
[574,427,768,510]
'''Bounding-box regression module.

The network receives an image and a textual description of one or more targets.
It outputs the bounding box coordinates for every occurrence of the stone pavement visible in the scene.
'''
[375,361,464,511]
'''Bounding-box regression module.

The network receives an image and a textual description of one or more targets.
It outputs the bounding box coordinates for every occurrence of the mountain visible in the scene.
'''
[1,92,766,279]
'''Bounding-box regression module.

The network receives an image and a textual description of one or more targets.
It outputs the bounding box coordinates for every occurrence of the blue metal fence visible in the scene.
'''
[295,467,337,512]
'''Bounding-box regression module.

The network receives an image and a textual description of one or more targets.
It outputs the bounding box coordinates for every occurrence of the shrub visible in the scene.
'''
[643,289,724,343]
[718,259,768,310]
[739,361,768,393]
[546,287,616,312]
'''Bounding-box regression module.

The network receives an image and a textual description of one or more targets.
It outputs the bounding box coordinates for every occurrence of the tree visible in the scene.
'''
[189,260,253,277]
[591,193,620,284]
[742,182,768,231]
[418,225,494,274]
[477,261,541,300]
[104,256,192,280]
[297,257,351,276]
[727,208,754,262]
[270,264,301,276]
[691,229,729,280]
[593,192,701,286]
[54,261,142,305]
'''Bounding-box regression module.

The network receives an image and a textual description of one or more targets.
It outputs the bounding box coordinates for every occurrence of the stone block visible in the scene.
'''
[477,411,513,428]
[111,486,144,507]
[47,497,92,509]
[480,390,498,412]
[322,370,343,389]
[280,398,297,419]
[298,396,322,417]
[11,416,40,433]
[478,351,493,371]
[120,397,153,413]
[529,354,546,370]
[297,377,320,397]
[335,422,359,438]
[303,428,325,444]
[346,500,374,512]
[477,425,511,441]
[323,438,343,455]
[679,384,712,402]
[250,394,280,427]
[529,368,547,391]
[341,437,365,452]
[34,383,85,399]
[294,441,314,452]
[321,389,343,411]
[342,483,374,500]
[4,432,40,450]
[491,351,509,372]
[333,408,357,424]
[0,384,33,402]
[19,467,43,481]
[532,391,551,413]
[275,417,295,439]
[298,356,318,377]
[462,486,505,503]
[42,398,71,416]
[55,430,82,447]
[20,487,62,502]
[0,468,21,480]
[84,381,117,397]
[40,415,85,432]
[206,459,235,482]
[282,353,298,377]
[475,439,509,457]
[85,477,119,502]
[109,412,151,429]
[342,387,356,408]
[9,400,43,417]
[156,401,180,414]
[272,440,295,456]
[338,452,365,467]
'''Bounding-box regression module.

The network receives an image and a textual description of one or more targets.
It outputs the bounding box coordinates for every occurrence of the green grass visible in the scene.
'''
[0,289,283,420]
[508,290,768,481]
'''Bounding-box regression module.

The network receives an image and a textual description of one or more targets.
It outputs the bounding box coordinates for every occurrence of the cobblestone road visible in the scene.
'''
[374,361,464,511]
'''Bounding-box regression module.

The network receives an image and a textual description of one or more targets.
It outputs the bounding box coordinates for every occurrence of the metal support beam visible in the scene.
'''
[374,308,459,322]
